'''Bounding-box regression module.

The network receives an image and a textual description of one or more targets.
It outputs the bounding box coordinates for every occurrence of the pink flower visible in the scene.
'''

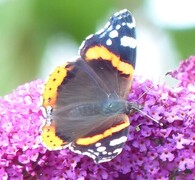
[0,56,195,179]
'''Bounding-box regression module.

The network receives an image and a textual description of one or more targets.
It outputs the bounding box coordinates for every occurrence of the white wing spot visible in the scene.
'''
[97,146,106,152]
[102,151,107,155]
[127,21,135,29]
[109,30,118,38]
[106,39,112,46]
[95,142,101,147]
[109,136,127,146]
[116,24,121,30]
[120,36,137,48]
[113,148,123,154]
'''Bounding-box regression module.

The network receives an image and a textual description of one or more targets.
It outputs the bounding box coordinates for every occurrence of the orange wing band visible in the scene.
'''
[42,63,68,108]
[85,46,134,77]
[41,122,69,150]
[76,115,130,146]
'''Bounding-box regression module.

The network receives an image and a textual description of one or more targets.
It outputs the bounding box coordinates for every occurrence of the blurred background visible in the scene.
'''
[0,0,195,96]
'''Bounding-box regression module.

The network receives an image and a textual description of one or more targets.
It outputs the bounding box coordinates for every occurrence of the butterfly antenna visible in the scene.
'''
[134,85,162,124]
[137,73,168,101]
[132,75,168,126]
[137,84,155,101]
[134,106,163,126]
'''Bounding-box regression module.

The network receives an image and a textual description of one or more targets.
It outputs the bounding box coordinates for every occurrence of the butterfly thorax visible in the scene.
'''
[101,99,128,116]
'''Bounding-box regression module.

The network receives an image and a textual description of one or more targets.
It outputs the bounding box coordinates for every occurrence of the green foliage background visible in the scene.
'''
[0,0,194,95]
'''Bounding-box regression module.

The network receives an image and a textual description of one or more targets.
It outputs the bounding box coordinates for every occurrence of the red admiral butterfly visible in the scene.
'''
[41,9,137,163]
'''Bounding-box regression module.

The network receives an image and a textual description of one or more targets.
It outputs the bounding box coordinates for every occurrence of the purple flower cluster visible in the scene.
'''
[0,80,46,179]
[168,56,195,87]
[0,57,194,179]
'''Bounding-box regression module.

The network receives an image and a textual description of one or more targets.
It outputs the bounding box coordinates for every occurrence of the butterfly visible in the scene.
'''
[41,9,137,164]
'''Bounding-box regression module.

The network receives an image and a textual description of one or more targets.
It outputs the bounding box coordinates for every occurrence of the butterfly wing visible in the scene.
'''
[80,9,136,98]
[41,59,112,149]
[70,114,130,163]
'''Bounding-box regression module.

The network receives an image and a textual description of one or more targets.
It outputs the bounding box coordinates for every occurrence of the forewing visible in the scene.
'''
[42,58,122,149]
[79,9,136,98]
